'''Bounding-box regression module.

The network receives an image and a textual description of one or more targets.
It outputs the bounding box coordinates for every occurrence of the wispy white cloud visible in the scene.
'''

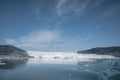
[20,30,59,44]
[5,29,97,51]
[5,29,85,51]
[56,0,68,16]
[84,34,94,41]
[31,0,42,21]
[5,30,60,50]
[56,0,106,17]
[90,0,107,8]
[55,0,107,29]
[5,39,18,45]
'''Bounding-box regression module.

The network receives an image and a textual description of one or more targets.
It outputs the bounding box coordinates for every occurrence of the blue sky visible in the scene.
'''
[0,0,120,51]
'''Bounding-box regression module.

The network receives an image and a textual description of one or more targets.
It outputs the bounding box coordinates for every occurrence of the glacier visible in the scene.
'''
[27,51,117,64]
[27,51,119,64]
[28,51,116,59]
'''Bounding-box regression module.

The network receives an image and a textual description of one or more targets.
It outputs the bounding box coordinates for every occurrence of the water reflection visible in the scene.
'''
[28,58,95,64]
[0,59,28,69]
[0,58,120,80]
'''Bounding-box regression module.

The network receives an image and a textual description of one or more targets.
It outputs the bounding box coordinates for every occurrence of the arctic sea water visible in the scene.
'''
[0,51,120,80]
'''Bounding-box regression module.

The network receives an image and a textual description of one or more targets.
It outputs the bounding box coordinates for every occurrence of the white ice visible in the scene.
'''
[28,51,115,59]
[27,51,116,64]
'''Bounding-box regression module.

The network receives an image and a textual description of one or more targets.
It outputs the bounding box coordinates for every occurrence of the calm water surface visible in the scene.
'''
[0,58,120,80]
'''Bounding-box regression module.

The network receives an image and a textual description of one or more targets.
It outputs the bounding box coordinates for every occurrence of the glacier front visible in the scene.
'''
[28,51,116,59]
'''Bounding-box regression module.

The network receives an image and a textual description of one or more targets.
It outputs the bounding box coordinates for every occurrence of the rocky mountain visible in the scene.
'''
[77,46,120,57]
[0,45,29,57]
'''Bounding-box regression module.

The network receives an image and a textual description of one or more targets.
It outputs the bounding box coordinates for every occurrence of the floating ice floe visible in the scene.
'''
[0,62,5,65]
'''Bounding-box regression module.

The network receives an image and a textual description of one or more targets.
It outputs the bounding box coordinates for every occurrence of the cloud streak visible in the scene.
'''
[20,30,58,44]
[5,39,18,45]
[5,29,86,51]
[55,0,107,29]
[56,0,106,17]
[5,30,60,50]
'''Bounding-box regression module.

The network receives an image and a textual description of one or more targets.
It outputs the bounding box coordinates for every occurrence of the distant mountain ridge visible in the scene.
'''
[77,46,120,57]
[0,45,29,57]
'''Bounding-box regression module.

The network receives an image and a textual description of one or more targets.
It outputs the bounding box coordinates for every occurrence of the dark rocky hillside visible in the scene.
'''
[77,46,120,57]
[0,45,29,57]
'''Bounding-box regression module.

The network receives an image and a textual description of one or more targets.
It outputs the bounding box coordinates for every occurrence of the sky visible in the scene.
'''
[0,0,120,52]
